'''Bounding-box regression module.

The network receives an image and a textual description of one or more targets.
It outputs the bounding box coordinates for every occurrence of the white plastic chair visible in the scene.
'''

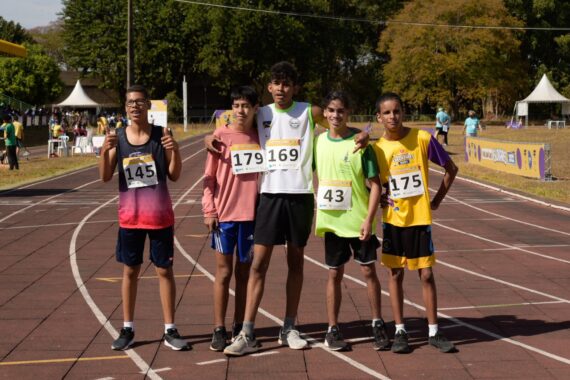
[57,135,70,157]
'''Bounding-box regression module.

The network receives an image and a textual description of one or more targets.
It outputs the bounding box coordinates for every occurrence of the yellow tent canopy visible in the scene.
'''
[0,39,27,58]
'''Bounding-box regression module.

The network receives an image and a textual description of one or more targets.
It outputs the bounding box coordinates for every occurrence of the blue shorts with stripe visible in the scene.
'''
[211,221,255,264]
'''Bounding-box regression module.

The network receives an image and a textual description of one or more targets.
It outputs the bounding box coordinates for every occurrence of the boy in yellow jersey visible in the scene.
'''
[373,93,458,354]
[314,91,389,351]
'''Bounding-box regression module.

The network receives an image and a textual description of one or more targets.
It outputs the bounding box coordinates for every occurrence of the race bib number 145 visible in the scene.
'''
[123,154,158,189]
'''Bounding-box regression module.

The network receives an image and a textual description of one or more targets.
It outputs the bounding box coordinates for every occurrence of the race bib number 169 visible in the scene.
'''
[265,139,300,170]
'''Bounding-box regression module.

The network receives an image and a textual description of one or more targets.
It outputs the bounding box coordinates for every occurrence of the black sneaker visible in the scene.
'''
[112,327,134,350]
[428,332,457,353]
[324,326,348,351]
[231,323,243,342]
[391,330,411,354]
[210,326,229,351]
[372,319,390,351]
[164,328,190,351]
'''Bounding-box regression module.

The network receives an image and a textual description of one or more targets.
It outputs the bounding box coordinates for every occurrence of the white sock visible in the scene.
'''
[395,324,406,334]
[164,323,176,333]
[428,324,438,337]
[123,321,134,330]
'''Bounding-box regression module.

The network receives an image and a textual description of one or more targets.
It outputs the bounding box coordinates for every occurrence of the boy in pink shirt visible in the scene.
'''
[202,87,261,351]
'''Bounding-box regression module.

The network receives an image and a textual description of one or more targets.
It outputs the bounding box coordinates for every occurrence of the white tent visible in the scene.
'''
[516,74,570,126]
[56,80,99,108]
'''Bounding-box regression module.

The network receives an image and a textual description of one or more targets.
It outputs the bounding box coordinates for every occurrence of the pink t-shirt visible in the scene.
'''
[202,126,259,222]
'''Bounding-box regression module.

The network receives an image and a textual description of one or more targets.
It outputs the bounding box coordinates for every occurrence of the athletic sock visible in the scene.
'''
[428,324,438,337]
[243,321,255,339]
[123,321,134,330]
[164,323,176,333]
[283,317,296,332]
[395,324,406,334]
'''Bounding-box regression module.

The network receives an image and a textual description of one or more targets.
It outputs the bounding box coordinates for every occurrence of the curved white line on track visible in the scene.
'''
[69,197,163,380]
[432,221,570,265]
[172,177,391,380]
[429,167,570,213]
[303,255,570,366]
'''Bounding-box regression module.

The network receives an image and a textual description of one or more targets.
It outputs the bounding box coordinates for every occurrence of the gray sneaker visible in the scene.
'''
[210,326,229,351]
[164,328,190,351]
[278,328,308,350]
[223,331,260,356]
[372,319,390,351]
[428,332,457,353]
[111,327,134,350]
[324,326,348,351]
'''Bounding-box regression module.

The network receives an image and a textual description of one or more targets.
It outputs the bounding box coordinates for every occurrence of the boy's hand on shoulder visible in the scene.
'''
[204,217,218,232]
[161,127,179,152]
[353,129,370,153]
[204,134,222,154]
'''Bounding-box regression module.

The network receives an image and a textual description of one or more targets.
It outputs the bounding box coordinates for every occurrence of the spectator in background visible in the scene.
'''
[13,117,24,156]
[464,110,482,137]
[3,114,19,170]
[434,107,450,146]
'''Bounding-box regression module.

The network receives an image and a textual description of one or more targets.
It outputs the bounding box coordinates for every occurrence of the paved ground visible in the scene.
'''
[0,134,569,379]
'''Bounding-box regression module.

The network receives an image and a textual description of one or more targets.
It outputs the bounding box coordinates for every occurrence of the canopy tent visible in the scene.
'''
[56,80,99,108]
[515,74,570,127]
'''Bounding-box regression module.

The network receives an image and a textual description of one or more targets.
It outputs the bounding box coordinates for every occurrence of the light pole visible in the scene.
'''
[127,0,134,88]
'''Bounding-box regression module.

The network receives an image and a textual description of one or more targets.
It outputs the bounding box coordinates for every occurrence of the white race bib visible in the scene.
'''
[265,139,301,170]
[389,169,425,199]
[123,154,158,188]
[317,179,352,210]
[442,124,449,132]
[230,144,265,174]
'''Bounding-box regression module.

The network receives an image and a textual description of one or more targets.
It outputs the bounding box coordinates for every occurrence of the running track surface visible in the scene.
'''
[0,134,569,380]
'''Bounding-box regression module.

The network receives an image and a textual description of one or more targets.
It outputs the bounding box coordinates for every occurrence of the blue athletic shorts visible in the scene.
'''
[116,226,174,268]
[211,221,255,263]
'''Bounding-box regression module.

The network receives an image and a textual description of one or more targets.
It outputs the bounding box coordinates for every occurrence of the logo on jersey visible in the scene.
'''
[263,120,271,128]
[393,152,413,166]
[289,118,300,128]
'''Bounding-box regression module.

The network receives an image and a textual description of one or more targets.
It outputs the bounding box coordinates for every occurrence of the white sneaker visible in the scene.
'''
[223,331,259,356]
[278,328,308,350]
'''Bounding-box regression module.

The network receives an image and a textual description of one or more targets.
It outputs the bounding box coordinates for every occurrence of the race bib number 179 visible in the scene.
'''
[230,144,265,174]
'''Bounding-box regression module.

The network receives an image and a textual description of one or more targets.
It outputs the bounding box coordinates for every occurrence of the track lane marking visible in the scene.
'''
[0,355,129,366]
[438,300,565,311]
[95,274,205,283]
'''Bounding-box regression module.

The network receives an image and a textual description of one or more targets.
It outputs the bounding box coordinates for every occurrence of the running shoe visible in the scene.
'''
[210,326,229,351]
[111,327,134,350]
[428,332,457,353]
[391,330,411,354]
[231,323,243,342]
[164,328,190,351]
[223,331,259,356]
[372,319,391,351]
[324,326,348,351]
[278,328,308,350]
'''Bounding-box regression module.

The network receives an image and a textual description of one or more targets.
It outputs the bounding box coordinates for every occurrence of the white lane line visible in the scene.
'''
[196,359,226,366]
[438,300,565,311]
[437,260,570,304]
[303,255,570,365]
[436,245,570,253]
[69,197,163,380]
[433,221,570,264]
[141,367,171,374]
[429,167,570,213]
[173,178,391,380]
[251,351,279,358]
[434,218,503,221]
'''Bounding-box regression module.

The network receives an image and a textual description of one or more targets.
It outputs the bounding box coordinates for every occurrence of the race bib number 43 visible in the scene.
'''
[230,144,265,174]
[317,179,352,210]
[123,154,158,189]
[388,168,425,199]
[266,139,300,170]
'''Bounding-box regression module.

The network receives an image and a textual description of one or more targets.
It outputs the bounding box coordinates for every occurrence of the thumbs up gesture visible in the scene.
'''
[161,126,178,152]
[103,126,118,151]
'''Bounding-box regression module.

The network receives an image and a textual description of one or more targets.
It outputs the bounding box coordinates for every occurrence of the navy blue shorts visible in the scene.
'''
[116,226,174,268]
[211,221,254,263]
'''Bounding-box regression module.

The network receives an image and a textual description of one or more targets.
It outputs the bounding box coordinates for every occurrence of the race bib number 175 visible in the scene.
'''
[388,169,425,199]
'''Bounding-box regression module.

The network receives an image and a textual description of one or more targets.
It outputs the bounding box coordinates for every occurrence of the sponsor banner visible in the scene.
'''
[148,99,168,128]
[465,137,547,179]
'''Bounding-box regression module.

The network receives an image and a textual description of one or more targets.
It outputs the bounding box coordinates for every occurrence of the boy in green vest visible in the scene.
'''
[314,91,389,351]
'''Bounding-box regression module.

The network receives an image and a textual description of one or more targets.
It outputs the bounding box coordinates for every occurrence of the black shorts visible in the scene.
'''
[436,127,448,136]
[325,232,380,268]
[254,193,314,247]
[381,223,435,270]
[116,226,174,268]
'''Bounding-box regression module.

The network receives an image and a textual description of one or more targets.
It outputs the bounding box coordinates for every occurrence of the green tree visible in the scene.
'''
[379,0,527,117]
[0,43,63,105]
[30,20,67,69]
[0,16,35,44]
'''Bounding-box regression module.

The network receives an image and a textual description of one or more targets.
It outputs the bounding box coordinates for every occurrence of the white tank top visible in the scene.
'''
[257,102,314,193]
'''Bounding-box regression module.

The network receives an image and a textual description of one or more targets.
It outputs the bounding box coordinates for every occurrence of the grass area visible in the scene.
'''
[0,123,212,190]
[363,122,570,205]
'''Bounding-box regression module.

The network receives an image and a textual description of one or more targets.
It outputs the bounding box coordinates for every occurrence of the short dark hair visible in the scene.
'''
[376,92,403,112]
[270,61,298,84]
[230,86,259,106]
[126,84,149,99]
[1,114,11,122]
[322,91,352,110]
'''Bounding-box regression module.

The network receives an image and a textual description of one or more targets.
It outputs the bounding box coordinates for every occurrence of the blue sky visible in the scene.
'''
[2,0,63,29]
